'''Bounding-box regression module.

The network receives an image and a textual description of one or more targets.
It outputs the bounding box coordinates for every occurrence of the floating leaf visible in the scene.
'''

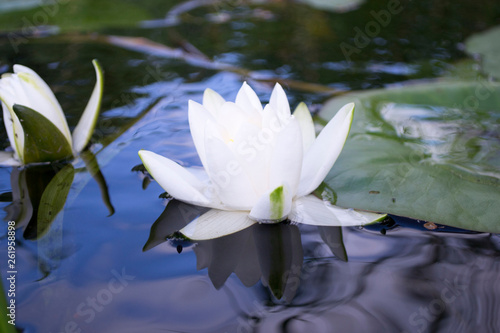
[319,80,500,233]
[465,25,500,79]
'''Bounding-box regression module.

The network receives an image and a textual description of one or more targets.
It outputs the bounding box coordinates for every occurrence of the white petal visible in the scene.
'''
[218,101,260,137]
[297,102,354,197]
[10,112,25,163]
[249,185,292,222]
[13,64,72,146]
[231,122,271,195]
[0,80,26,160]
[0,79,18,114]
[293,102,316,152]
[1,101,14,142]
[0,75,28,104]
[269,117,303,196]
[204,135,259,209]
[204,118,228,143]
[261,104,280,130]
[138,150,213,207]
[188,100,215,168]
[289,195,386,226]
[0,100,22,160]
[235,81,263,114]
[269,83,291,123]
[0,151,21,166]
[203,88,225,118]
[180,209,256,240]
[72,59,104,154]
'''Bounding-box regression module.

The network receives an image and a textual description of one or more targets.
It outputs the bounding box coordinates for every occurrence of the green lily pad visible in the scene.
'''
[13,104,73,164]
[319,80,500,233]
[465,25,500,80]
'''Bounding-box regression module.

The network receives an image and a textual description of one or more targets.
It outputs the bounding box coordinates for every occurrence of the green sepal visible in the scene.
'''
[269,185,284,220]
[13,104,73,164]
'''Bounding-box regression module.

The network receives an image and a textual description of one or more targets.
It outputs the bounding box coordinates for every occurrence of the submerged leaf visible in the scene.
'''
[465,25,500,79]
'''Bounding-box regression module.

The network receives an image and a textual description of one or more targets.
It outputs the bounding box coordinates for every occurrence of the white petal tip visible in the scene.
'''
[71,59,104,154]
[290,195,387,227]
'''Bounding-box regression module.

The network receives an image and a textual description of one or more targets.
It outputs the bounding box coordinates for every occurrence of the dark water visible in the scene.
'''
[0,0,499,332]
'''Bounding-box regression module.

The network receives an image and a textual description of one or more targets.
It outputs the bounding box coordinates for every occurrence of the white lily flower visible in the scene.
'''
[0,59,104,166]
[139,82,386,240]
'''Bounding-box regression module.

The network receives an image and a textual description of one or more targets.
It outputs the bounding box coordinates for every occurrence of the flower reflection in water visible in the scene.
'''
[1,150,114,278]
[144,199,348,302]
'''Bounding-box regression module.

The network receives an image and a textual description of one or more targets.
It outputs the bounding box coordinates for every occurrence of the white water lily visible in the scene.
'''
[139,82,386,240]
[0,59,104,166]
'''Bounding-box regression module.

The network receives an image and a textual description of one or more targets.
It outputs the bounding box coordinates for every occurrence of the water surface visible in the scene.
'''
[0,0,499,332]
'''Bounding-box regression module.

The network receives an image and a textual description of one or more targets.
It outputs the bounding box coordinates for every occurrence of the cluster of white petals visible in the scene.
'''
[140,82,385,239]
